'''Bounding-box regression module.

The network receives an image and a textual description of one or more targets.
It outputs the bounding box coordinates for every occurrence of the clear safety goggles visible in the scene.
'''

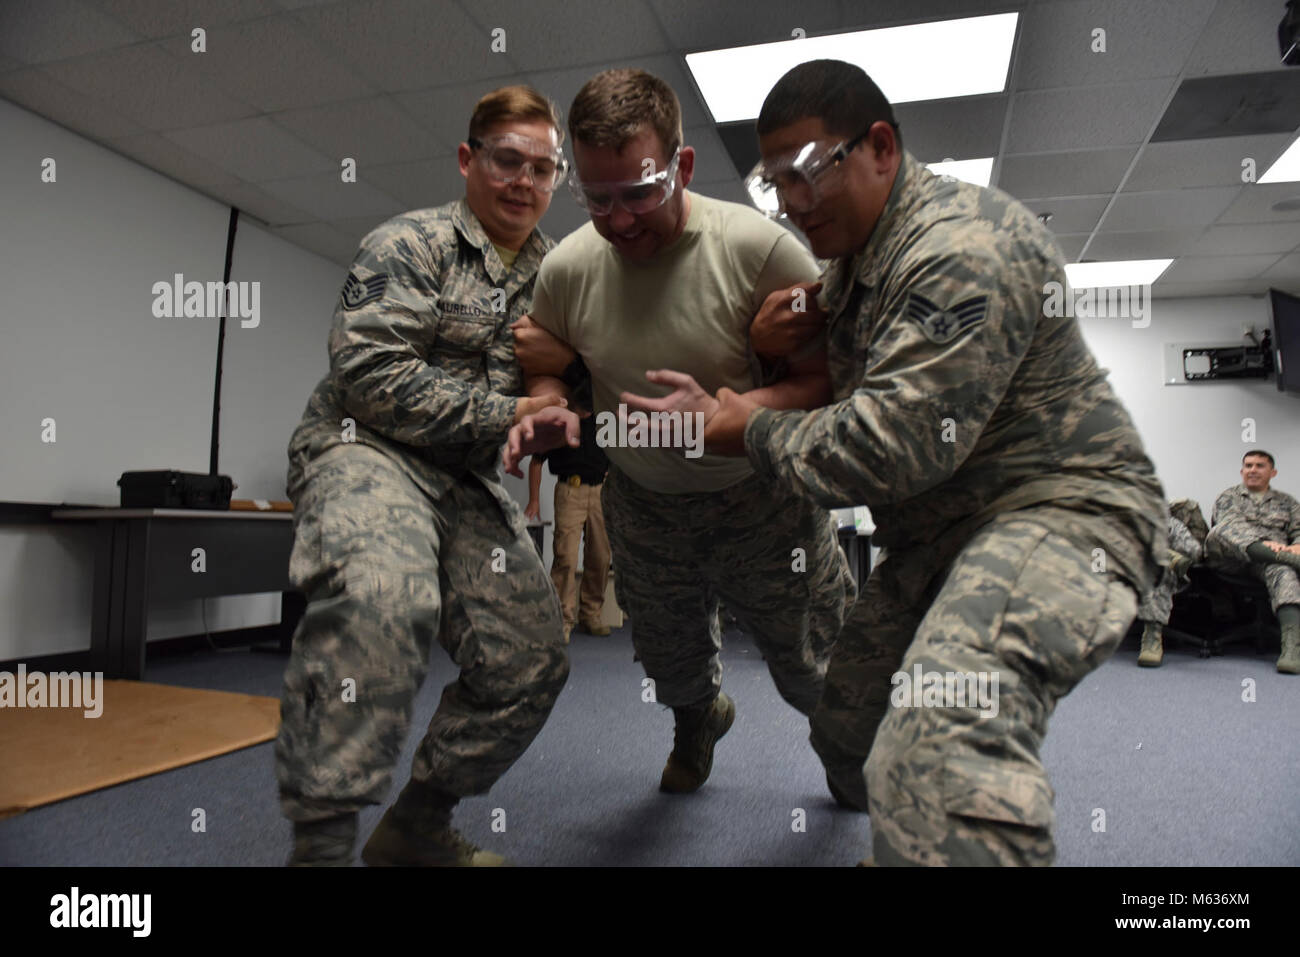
[468,133,568,193]
[745,129,872,218]
[567,147,682,215]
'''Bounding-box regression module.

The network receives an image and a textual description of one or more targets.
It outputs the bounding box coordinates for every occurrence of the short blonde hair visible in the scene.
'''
[468,85,564,144]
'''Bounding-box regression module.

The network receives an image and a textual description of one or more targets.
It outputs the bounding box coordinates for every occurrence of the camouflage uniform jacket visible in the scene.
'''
[745,151,1166,597]
[1211,484,1300,544]
[287,198,553,506]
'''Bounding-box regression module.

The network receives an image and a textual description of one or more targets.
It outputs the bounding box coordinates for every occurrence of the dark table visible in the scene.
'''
[53,508,301,680]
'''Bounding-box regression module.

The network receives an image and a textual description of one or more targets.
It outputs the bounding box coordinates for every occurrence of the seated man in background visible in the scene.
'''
[276,86,570,867]
[1136,503,1205,667]
[1203,450,1300,673]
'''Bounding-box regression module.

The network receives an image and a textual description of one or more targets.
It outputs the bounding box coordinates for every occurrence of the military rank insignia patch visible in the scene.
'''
[905,291,988,344]
[341,271,386,310]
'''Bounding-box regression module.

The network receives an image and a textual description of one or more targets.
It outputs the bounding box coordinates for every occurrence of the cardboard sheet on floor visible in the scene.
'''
[0,680,279,819]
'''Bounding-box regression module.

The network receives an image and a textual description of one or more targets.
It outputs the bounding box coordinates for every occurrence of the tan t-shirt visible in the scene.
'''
[530,191,820,493]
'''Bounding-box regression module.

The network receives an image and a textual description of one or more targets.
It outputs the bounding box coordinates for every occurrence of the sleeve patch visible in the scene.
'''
[905,291,988,344]
[341,272,387,310]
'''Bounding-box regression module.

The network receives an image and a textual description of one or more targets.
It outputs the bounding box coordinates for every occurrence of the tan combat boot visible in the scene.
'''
[1137,623,1164,667]
[660,692,735,793]
[361,779,507,867]
[1277,625,1300,675]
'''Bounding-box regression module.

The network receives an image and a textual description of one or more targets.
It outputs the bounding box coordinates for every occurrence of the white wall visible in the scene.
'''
[0,99,346,660]
[1078,295,1300,515]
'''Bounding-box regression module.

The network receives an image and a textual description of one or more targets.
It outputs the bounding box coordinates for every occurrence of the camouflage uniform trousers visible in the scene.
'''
[1137,516,1203,624]
[276,443,569,823]
[1203,521,1300,614]
[814,508,1140,865]
[601,465,856,716]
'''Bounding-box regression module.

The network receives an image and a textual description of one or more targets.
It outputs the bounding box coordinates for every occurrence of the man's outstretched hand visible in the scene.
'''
[620,369,720,423]
[504,404,581,477]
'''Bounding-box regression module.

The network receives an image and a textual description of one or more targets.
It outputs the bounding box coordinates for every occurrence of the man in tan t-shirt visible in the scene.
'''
[503,69,856,804]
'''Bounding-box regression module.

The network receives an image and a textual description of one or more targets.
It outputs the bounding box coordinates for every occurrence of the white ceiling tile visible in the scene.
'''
[1259,252,1300,283]
[461,0,669,71]
[42,43,257,130]
[837,0,1033,25]
[107,132,241,186]
[0,0,141,64]
[0,68,146,139]
[1016,0,1215,90]
[894,95,1007,164]
[292,0,519,93]
[1215,182,1300,224]
[89,0,271,38]
[363,157,467,210]
[1052,233,1090,261]
[1099,186,1240,231]
[1006,79,1175,153]
[650,0,842,50]
[327,214,401,248]
[1183,0,1293,77]
[1084,229,1202,260]
[154,15,377,112]
[1123,134,1295,192]
[998,147,1136,200]
[1161,254,1283,283]
[258,171,406,220]
[271,222,358,266]
[202,181,314,226]
[1152,280,1272,298]
[165,116,337,181]
[274,98,449,167]
[1189,223,1300,257]
[1020,196,1110,234]
[395,80,520,153]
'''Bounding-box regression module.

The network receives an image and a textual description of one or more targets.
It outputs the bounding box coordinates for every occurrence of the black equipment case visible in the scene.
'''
[118,471,234,509]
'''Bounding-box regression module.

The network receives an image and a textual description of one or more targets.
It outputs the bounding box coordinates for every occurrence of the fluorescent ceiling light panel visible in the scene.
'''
[925,157,994,186]
[1259,136,1300,183]
[685,13,1019,123]
[1065,260,1173,288]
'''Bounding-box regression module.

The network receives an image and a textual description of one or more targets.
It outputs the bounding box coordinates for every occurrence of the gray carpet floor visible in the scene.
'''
[2,628,1296,866]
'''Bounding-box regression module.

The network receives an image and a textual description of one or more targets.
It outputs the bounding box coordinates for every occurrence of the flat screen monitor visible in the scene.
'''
[1269,287,1300,394]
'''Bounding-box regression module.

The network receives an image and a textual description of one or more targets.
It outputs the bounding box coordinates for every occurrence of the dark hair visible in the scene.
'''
[756,59,901,147]
[569,69,682,158]
[1243,449,1276,468]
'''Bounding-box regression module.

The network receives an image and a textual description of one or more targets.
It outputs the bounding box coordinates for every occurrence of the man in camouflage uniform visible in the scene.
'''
[504,69,855,800]
[1136,505,1204,667]
[698,60,1166,865]
[1203,450,1300,673]
[276,87,571,866]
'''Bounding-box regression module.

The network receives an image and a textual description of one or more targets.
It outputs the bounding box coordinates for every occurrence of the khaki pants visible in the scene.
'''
[551,478,611,628]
